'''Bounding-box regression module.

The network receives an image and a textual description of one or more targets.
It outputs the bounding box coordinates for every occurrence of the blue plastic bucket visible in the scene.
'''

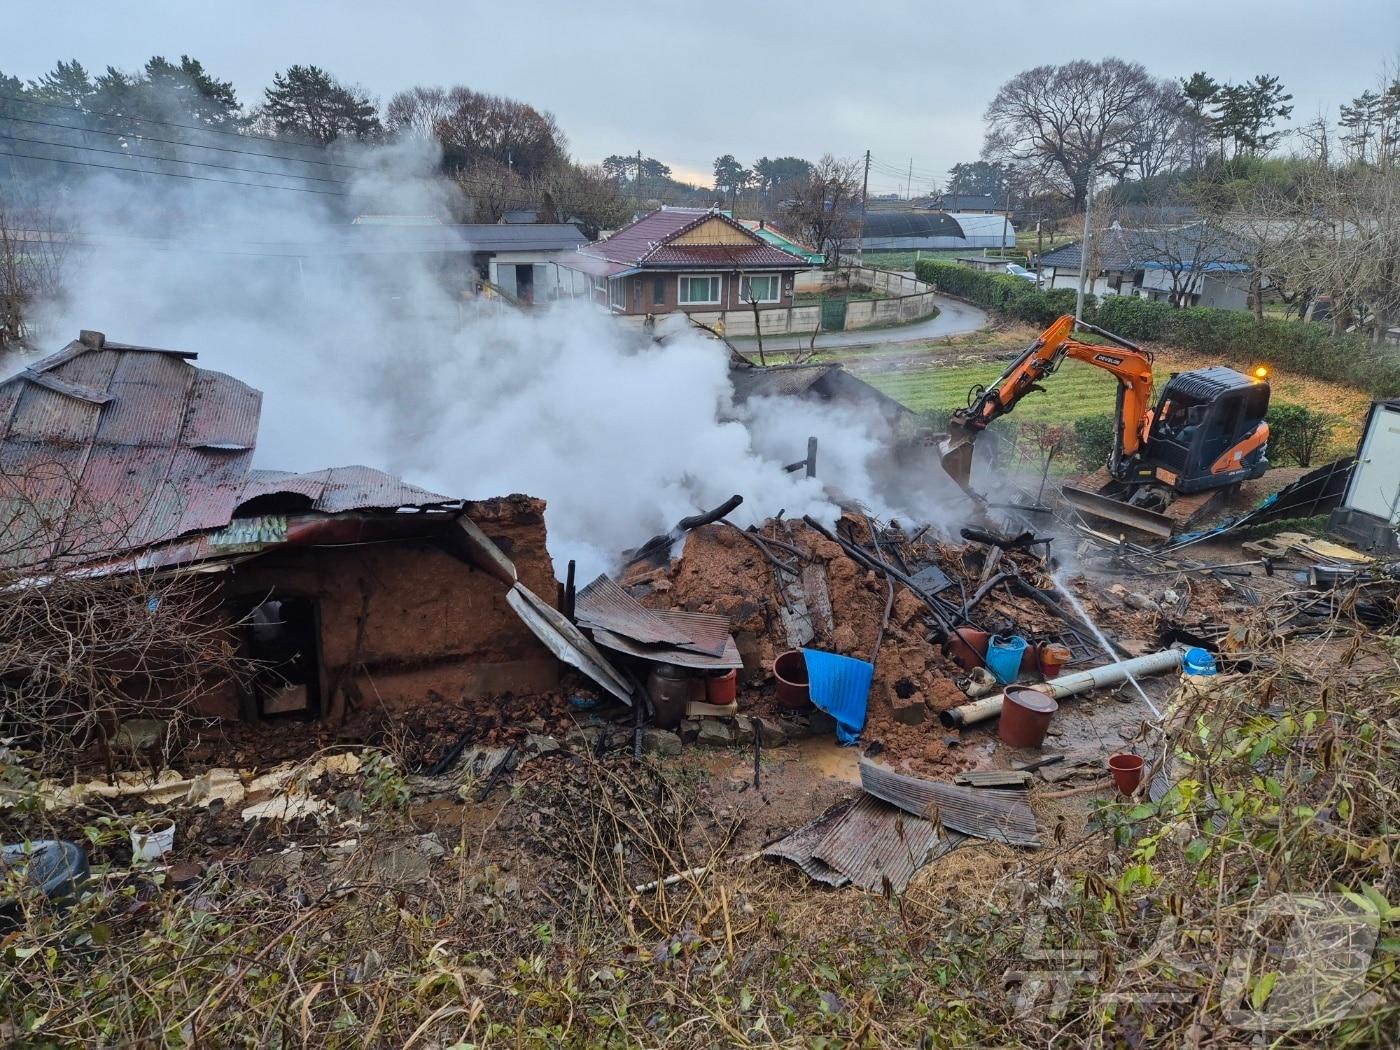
[985,634,1028,685]
[1183,647,1218,676]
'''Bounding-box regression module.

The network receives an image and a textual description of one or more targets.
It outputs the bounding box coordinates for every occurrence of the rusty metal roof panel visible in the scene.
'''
[313,465,451,511]
[662,610,732,658]
[762,800,854,887]
[168,446,254,535]
[6,381,105,442]
[180,370,261,449]
[93,352,195,447]
[238,466,452,513]
[575,574,695,646]
[811,794,965,894]
[590,619,743,670]
[859,759,1041,848]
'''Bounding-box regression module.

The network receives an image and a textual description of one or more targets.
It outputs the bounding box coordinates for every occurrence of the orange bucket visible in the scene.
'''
[1038,643,1072,679]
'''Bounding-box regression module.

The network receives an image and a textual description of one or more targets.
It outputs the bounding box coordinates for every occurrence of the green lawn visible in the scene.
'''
[864,357,1129,422]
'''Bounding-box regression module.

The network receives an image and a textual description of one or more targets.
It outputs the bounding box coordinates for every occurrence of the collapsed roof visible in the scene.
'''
[0,330,452,572]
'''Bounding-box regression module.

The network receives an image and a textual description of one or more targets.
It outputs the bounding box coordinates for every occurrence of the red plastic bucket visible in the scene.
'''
[1108,753,1144,795]
[706,669,737,705]
[773,650,811,710]
[997,687,1058,748]
[947,627,989,671]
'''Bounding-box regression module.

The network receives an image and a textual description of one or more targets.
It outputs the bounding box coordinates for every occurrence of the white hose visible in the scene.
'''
[940,649,1183,728]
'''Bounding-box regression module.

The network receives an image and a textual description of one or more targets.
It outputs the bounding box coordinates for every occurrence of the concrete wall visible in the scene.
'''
[611,265,939,334]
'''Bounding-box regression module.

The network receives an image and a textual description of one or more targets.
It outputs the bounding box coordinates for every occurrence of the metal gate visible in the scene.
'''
[820,296,847,331]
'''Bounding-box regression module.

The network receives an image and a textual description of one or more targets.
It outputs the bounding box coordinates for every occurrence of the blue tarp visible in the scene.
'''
[802,649,874,745]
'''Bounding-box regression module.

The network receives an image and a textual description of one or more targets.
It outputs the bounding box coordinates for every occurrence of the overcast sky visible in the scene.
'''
[7,0,1399,190]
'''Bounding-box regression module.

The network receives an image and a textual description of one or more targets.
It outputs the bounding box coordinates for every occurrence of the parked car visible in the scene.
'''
[1004,262,1038,283]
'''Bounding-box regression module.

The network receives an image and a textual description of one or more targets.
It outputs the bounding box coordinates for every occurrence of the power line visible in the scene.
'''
[0,146,347,195]
[0,110,356,176]
[0,91,361,168]
[0,131,349,185]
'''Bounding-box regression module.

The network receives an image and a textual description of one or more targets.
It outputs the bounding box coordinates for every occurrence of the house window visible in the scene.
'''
[608,276,626,310]
[738,274,781,303]
[677,274,722,306]
[652,275,666,305]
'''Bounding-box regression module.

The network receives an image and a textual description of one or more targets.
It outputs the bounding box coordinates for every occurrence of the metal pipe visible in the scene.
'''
[939,649,1184,728]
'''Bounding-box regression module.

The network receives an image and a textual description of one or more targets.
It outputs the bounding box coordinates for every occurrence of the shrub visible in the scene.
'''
[922,260,1400,398]
[1073,415,1116,471]
[914,260,1094,326]
[1092,296,1172,341]
[1267,401,1336,467]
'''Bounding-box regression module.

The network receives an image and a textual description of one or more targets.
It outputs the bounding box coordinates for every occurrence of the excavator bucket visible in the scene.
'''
[1060,483,1177,538]
[938,417,978,492]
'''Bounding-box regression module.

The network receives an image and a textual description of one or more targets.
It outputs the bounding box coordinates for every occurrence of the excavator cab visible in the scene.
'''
[1141,368,1271,493]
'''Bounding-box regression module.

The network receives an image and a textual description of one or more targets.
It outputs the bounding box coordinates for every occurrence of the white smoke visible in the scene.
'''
[30,138,963,579]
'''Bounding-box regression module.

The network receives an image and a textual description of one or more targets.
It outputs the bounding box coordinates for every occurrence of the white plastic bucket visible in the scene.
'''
[130,817,176,862]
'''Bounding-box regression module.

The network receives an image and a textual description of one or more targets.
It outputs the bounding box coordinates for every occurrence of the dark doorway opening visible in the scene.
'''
[240,597,322,719]
[515,264,535,303]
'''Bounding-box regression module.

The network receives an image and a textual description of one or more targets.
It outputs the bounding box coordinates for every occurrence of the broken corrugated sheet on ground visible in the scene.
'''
[763,801,854,888]
[812,794,965,893]
[764,794,967,892]
[859,758,1041,848]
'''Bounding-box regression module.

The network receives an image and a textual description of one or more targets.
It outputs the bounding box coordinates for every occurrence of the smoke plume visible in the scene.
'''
[27,138,963,579]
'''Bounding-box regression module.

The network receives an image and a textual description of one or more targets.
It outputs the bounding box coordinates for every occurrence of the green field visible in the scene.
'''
[863,357,1127,421]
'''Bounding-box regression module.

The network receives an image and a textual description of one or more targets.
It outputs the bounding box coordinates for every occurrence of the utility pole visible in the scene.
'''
[1075,172,1096,323]
[858,148,870,266]
[906,157,913,200]
[637,150,643,198]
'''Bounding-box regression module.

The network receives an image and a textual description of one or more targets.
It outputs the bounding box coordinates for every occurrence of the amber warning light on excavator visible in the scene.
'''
[1253,365,1269,380]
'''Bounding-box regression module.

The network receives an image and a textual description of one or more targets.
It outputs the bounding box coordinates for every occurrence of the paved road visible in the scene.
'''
[730,293,988,353]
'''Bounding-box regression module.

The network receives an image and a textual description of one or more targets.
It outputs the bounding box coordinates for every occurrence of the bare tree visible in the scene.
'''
[0,192,72,353]
[435,87,567,179]
[453,157,526,223]
[0,461,250,770]
[529,163,632,240]
[385,85,454,138]
[780,154,861,264]
[982,58,1156,212]
[1125,79,1190,181]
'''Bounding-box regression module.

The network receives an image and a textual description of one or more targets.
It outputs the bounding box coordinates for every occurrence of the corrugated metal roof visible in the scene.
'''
[859,759,1041,848]
[0,334,453,570]
[575,574,696,646]
[238,467,451,514]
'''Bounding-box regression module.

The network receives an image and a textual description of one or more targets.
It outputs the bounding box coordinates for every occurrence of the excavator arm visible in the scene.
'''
[939,314,1155,490]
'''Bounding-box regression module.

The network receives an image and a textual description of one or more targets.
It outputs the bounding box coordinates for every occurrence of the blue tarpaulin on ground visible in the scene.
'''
[802,649,874,745]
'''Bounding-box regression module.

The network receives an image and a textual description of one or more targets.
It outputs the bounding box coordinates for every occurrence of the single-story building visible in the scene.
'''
[0,330,569,726]
[335,220,591,303]
[1036,222,1253,310]
[925,193,1010,216]
[853,211,1016,252]
[556,207,813,317]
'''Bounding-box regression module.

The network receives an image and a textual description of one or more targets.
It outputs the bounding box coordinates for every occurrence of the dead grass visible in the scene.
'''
[4,601,1399,1047]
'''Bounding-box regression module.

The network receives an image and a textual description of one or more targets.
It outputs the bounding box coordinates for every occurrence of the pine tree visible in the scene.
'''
[262,65,380,145]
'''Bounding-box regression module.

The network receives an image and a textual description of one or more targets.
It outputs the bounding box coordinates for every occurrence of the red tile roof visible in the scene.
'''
[0,333,450,571]
[576,207,809,270]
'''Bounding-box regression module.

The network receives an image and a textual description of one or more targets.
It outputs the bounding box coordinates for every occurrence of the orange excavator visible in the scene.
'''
[940,314,1272,537]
